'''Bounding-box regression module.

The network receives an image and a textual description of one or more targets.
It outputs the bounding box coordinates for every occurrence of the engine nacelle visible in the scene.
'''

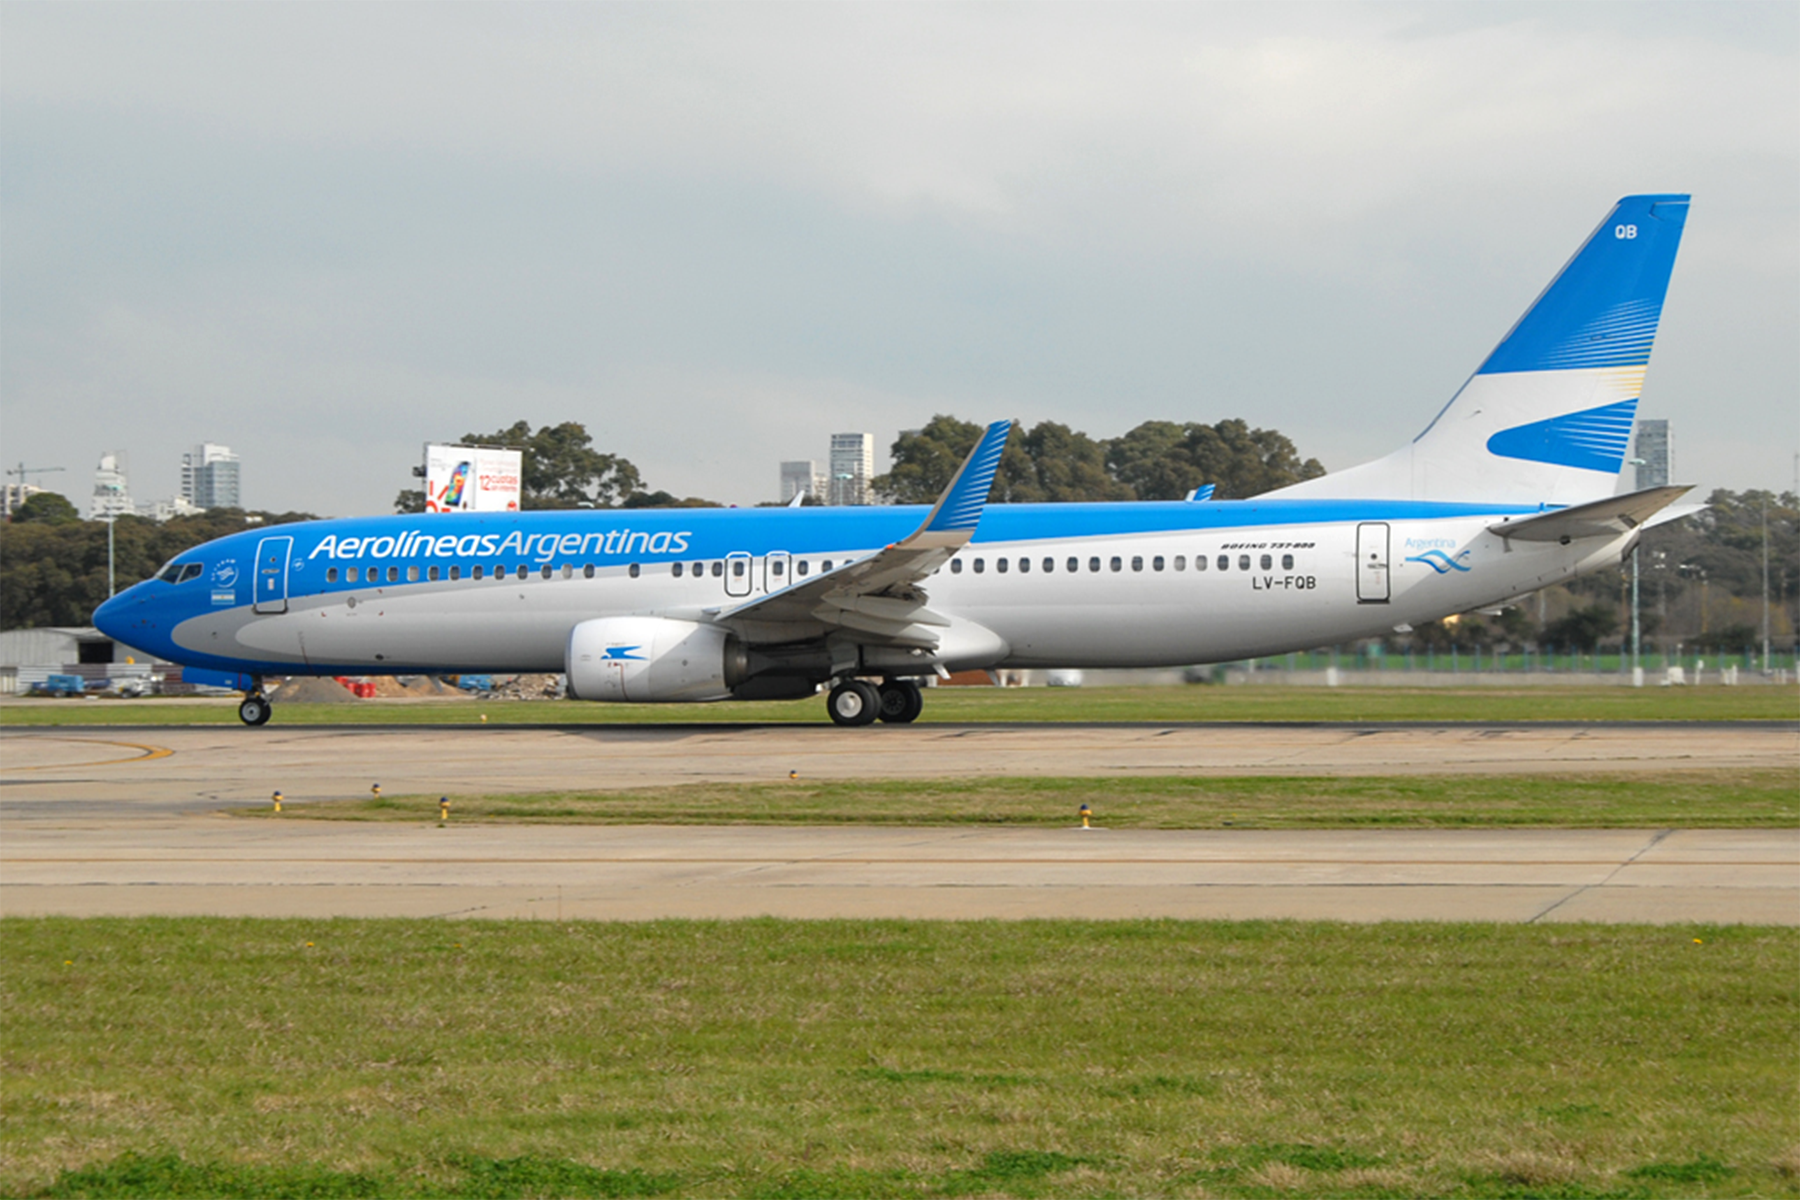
[566,617,746,703]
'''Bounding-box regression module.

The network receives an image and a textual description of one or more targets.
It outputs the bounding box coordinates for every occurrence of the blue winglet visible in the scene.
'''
[922,420,1011,535]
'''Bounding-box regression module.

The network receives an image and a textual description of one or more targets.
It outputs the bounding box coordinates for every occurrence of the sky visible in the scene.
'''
[2,2,1795,518]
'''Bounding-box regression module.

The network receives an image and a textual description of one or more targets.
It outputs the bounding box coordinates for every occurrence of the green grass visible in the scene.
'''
[4,919,1795,1198]
[267,770,1800,828]
[3,684,1796,727]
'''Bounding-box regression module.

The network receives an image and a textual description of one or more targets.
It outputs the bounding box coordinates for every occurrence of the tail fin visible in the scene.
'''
[1273,194,1689,505]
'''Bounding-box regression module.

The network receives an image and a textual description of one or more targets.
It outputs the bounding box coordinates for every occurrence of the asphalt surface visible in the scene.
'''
[3,722,1795,924]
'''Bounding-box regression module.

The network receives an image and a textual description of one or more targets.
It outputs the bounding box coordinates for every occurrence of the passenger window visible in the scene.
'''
[771,559,784,577]
[327,567,339,583]
[347,567,360,582]
[1217,555,1229,571]
[1089,557,1101,572]
[1043,558,1054,573]
[1195,555,1205,571]
[429,566,440,582]
[797,560,809,577]
[494,563,505,579]
[1110,556,1123,572]
[1238,555,1251,571]
[407,566,420,582]
[821,560,834,572]
[541,565,552,580]
[996,558,1008,574]
[1018,557,1029,573]
[974,558,986,574]
[1153,556,1164,572]
[1174,556,1186,571]
[562,564,572,579]
[583,565,594,579]
[1131,556,1143,572]
[731,560,745,578]
[473,565,484,580]
[450,566,461,581]
[1067,557,1078,573]
[951,558,963,574]
[387,566,399,583]
[673,562,684,578]
[1260,554,1272,571]
[1282,554,1294,570]
[629,563,641,578]
[711,562,723,577]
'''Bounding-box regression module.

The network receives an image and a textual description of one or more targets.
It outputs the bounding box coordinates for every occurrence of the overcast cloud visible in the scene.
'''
[2,2,1795,517]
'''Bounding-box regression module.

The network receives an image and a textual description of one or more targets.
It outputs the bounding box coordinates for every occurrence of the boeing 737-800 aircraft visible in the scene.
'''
[95,194,1697,727]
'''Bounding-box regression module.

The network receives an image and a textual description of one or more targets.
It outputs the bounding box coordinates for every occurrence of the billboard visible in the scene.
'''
[424,444,522,513]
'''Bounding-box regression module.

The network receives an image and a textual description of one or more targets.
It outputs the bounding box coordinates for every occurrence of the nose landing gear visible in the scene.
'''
[237,686,273,726]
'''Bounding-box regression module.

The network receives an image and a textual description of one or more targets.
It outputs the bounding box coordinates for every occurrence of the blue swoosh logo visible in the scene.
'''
[1405,550,1472,574]
[601,645,646,661]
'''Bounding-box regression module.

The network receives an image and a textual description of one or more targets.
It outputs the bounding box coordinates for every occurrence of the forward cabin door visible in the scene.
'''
[253,536,294,614]
[1355,522,1390,604]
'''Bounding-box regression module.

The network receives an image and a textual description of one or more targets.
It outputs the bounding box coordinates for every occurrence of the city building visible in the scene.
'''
[90,452,134,520]
[828,432,874,506]
[181,442,241,510]
[1,483,46,520]
[1634,419,1671,490]
[779,460,826,505]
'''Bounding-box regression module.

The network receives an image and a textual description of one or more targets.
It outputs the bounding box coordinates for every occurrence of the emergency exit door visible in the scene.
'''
[253,536,293,614]
[1356,522,1390,604]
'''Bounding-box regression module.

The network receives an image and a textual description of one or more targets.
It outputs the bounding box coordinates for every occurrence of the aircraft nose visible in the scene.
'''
[92,588,133,639]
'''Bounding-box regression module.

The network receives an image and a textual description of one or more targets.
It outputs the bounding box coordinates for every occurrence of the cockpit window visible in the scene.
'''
[158,561,204,584]
[157,561,182,582]
[178,563,204,583]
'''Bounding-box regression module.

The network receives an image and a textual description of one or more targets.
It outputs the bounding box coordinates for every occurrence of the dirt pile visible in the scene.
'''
[269,677,359,703]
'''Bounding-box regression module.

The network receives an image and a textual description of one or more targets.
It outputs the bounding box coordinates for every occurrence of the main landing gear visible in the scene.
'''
[826,678,922,727]
[238,689,273,726]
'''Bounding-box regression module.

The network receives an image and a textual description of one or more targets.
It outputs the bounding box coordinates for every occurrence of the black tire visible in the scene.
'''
[826,680,880,727]
[238,696,272,726]
[877,680,924,724]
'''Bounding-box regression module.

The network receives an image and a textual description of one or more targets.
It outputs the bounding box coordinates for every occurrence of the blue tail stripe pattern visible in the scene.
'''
[1486,399,1639,473]
[1478,194,1687,377]
[925,420,1012,534]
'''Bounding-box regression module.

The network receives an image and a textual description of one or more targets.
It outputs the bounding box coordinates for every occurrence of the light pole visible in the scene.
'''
[1628,458,1645,686]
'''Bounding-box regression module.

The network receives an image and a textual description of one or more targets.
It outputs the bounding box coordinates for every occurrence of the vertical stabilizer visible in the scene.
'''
[1273,194,1689,505]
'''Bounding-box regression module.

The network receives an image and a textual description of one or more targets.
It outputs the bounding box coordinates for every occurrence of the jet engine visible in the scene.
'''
[565,617,747,703]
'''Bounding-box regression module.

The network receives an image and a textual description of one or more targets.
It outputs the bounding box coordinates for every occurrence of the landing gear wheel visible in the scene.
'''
[826,680,881,727]
[238,695,272,726]
[877,680,924,724]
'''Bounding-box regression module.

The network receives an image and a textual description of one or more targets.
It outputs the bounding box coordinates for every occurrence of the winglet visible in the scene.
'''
[898,420,1012,550]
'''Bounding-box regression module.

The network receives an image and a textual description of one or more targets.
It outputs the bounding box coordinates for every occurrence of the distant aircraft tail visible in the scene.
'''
[1272,194,1689,506]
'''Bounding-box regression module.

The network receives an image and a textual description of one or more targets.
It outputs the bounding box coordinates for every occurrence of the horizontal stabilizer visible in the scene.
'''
[1487,484,1692,542]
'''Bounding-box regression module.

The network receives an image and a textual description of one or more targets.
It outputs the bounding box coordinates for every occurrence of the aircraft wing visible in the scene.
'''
[1487,484,1693,542]
[712,419,1011,648]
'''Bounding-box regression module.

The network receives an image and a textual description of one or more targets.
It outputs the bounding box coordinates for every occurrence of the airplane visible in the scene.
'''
[94,193,1697,728]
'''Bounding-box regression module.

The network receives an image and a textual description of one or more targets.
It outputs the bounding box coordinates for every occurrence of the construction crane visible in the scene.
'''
[4,462,66,519]
[7,462,65,483]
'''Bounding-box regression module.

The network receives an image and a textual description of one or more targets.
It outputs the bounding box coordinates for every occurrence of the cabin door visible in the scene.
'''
[253,536,294,614]
[1355,522,1390,604]
[724,551,753,598]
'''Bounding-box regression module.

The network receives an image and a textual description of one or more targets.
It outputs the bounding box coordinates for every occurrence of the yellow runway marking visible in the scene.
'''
[2,737,173,770]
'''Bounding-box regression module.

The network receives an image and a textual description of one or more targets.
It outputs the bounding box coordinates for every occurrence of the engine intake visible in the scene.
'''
[566,617,747,703]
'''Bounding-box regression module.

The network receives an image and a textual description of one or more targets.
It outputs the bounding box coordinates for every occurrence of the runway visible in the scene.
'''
[3,722,1794,924]
[2,721,1794,820]
[3,822,1794,924]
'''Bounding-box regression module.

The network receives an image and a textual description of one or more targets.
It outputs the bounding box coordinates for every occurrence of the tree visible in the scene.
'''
[873,415,986,504]
[1540,604,1620,652]
[1109,419,1325,500]
[620,490,721,509]
[10,492,82,524]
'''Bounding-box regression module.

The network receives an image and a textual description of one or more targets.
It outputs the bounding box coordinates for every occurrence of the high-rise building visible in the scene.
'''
[1,483,46,520]
[828,432,874,506]
[181,443,241,510]
[91,452,134,520]
[1634,420,1671,490]
[780,460,826,505]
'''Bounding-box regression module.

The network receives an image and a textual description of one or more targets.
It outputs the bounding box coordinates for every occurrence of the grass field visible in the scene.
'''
[2,684,1796,727]
[274,770,1800,829]
[5,918,1796,1199]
